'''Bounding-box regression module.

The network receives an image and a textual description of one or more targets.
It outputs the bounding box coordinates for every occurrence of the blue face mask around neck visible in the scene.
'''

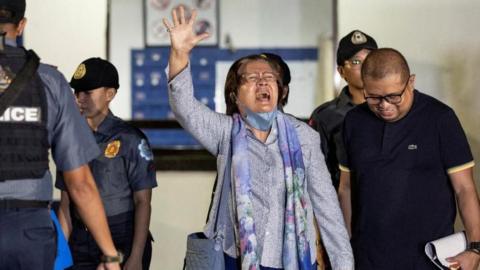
[243,106,278,131]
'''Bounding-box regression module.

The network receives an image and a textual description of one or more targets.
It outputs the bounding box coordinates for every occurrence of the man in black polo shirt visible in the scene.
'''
[338,48,480,269]
[309,30,377,189]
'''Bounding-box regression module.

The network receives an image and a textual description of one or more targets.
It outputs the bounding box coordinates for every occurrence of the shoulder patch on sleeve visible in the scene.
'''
[138,139,153,161]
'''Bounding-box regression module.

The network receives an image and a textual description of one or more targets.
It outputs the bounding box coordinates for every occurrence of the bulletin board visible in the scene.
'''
[144,0,218,47]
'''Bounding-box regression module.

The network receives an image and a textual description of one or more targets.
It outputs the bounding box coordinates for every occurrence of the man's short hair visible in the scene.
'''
[361,48,410,83]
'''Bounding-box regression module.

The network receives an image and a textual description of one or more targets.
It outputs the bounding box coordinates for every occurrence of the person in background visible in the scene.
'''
[163,6,353,270]
[56,58,157,270]
[338,48,480,269]
[0,1,120,269]
[309,30,378,190]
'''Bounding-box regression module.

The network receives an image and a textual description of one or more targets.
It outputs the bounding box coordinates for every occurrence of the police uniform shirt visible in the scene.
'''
[309,86,355,188]
[339,90,474,269]
[0,39,100,201]
[56,111,157,217]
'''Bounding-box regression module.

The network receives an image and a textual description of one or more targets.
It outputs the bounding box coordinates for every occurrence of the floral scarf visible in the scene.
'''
[231,112,312,270]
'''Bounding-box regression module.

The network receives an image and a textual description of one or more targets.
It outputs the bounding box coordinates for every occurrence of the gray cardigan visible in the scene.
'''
[168,64,354,269]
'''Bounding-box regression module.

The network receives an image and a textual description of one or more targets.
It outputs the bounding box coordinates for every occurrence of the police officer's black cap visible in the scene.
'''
[261,52,291,85]
[0,0,26,24]
[337,30,378,66]
[70,58,120,93]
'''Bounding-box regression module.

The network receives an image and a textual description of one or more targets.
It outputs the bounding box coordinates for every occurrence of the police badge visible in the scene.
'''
[0,64,15,93]
[351,31,368,45]
[105,140,121,158]
[73,63,86,80]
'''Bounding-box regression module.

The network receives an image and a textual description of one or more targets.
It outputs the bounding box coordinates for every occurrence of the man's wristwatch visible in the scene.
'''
[101,251,124,263]
[467,242,480,255]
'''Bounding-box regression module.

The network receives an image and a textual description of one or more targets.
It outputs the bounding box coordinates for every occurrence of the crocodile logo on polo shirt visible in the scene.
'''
[408,144,418,150]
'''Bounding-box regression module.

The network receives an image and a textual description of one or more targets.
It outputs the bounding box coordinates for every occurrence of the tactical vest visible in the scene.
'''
[0,46,49,181]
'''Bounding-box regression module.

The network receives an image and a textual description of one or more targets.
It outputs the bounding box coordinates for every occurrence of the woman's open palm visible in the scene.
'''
[163,6,210,55]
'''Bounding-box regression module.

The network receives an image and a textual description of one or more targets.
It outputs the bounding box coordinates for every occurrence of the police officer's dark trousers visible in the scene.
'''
[68,211,152,270]
[0,208,56,270]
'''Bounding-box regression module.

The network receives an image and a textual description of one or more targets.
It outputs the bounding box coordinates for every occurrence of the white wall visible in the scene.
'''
[109,0,144,120]
[24,0,107,80]
[152,171,216,270]
[218,0,332,48]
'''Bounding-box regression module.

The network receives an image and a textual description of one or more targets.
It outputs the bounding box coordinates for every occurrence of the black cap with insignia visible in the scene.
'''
[0,0,26,24]
[337,30,378,66]
[70,57,120,93]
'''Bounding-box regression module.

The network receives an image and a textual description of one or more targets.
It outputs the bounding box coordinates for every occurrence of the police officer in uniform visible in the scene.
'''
[309,30,378,190]
[0,1,121,270]
[56,58,157,270]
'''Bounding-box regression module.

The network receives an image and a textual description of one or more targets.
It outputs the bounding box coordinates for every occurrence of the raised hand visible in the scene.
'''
[163,6,209,54]
[163,6,210,79]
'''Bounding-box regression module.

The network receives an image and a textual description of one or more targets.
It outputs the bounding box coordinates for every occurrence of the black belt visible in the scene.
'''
[0,199,50,209]
[72,210,135,231]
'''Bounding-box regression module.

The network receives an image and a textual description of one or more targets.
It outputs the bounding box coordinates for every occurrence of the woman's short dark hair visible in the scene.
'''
[224,54,285,115]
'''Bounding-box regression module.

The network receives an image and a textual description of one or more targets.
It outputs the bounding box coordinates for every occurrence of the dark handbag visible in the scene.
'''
[184,173,227,270]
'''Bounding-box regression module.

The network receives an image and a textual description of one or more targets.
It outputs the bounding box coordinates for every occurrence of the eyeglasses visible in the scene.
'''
[344,58,363,69]
[241,72,278,84]
[364,76,411,105]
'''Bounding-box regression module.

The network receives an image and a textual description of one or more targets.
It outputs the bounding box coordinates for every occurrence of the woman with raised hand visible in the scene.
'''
[163,6,353,270]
